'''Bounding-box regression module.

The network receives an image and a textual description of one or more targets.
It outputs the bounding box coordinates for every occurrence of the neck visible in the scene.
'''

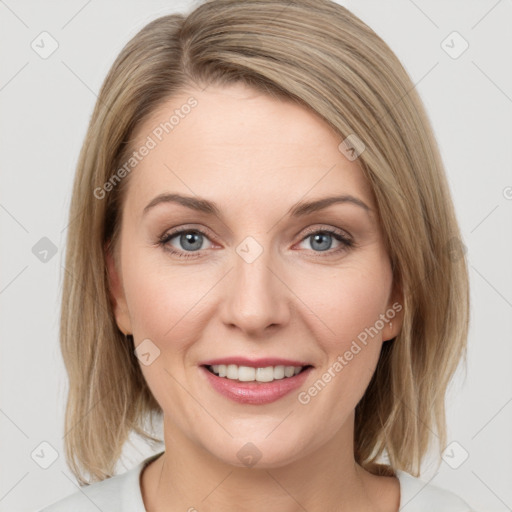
[141,412,397,512]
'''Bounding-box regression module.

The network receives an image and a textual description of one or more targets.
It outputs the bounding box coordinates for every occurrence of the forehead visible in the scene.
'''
[125,83,375,214]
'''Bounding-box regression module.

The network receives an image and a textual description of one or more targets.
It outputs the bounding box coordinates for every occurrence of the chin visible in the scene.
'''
[201,431,314,470]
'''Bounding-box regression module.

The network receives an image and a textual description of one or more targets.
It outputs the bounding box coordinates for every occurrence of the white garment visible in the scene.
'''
[37,451,474,511]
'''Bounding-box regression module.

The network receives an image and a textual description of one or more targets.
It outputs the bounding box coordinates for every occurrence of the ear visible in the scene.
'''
[383,277,404,342]
[105,241,132,336]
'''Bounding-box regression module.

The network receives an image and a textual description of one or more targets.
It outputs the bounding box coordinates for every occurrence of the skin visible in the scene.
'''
[106,82,404,511]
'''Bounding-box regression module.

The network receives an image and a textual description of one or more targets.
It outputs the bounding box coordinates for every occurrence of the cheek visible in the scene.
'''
[121,259,209,404]
[121,252,209,347]
[304,263,392,348]
[295,261,392,403]
[334,280,389,348]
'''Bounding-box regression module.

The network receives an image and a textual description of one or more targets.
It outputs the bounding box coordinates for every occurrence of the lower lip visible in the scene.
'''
[200,366,313,405]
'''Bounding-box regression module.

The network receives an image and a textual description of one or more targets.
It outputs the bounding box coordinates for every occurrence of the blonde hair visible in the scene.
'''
[61,0,470,484]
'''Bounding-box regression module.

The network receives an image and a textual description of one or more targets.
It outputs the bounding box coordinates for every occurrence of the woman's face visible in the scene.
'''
[107,82,402,468]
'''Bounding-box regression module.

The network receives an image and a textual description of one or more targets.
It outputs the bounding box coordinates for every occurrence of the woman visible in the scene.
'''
[39,0,474,510]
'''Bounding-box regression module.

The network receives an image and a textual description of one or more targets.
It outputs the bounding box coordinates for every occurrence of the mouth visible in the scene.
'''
[203,363,313,383]
[199,362,314,405]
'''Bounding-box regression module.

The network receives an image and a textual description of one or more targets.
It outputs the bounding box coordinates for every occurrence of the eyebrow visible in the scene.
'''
[143,193,372,218]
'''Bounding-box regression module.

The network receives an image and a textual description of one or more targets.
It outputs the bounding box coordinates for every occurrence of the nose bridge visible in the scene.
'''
[221,234,289,333]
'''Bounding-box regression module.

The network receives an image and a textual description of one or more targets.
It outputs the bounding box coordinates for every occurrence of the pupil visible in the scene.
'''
[182,232,202,251]
[312,233,331,251]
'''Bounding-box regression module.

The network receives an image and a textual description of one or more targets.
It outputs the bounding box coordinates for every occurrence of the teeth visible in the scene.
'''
[208,364,306,382]
[284,366,295,377]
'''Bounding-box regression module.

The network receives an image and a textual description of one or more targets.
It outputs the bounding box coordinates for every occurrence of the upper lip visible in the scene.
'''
[200,356,313,368]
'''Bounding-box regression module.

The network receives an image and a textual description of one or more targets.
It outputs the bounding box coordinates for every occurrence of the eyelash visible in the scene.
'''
[157,226,355,260]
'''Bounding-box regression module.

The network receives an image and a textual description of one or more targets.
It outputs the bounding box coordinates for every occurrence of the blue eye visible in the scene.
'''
[158,229,211,259]
[158,227,354,259]
[301,230,352,252]
[300,229,355,258]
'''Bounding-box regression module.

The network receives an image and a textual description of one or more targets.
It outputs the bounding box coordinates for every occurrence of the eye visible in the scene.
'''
[158,228,213,259]
[158,226,355,260]
[297,228,354,255]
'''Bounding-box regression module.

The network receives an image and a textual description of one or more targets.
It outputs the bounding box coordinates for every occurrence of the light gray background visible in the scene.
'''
[1,0,511,511]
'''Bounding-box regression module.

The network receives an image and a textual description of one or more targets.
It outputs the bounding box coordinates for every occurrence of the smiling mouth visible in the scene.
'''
[203,364,313,383]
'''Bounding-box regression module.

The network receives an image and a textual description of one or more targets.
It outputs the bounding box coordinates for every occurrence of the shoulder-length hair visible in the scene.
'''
[61,0,470,484]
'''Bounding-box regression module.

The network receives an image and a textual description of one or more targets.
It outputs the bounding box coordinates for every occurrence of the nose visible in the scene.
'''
[219,241,291,337]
